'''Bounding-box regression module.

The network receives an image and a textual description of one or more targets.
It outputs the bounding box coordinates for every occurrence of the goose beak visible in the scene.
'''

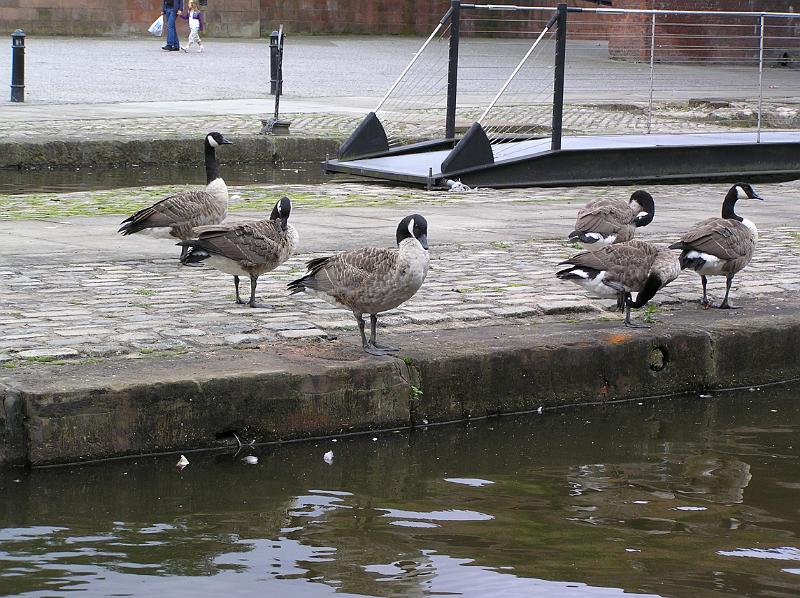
[752,193,764,201]
[221,136,233,145]
[280,216,289,231]
[418,234,429,250]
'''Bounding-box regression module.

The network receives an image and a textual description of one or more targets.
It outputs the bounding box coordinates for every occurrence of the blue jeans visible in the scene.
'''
[165,9,179,48]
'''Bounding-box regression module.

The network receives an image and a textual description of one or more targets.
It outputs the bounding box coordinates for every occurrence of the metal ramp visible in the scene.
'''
[326,130,800,189]
[324,2,800,189]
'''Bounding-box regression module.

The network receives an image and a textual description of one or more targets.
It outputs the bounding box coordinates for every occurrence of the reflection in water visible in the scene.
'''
[1,387,799,597]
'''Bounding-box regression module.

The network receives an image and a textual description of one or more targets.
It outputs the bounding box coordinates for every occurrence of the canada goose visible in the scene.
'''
[568,190,655,250]
[118,132,232,260]
[669,183,764,309]
[556,240,680,328]
[287,214,429,355]
[177,196,299,308]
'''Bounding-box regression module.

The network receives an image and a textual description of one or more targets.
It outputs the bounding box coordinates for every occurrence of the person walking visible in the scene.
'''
[180,1,205,53]
[161,0,183,51]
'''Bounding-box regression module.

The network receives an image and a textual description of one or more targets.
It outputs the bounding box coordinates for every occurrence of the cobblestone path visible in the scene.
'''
[2,219,798,368]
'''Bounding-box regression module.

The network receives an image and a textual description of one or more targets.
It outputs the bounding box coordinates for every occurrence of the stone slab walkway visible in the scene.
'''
[1,180,798,369]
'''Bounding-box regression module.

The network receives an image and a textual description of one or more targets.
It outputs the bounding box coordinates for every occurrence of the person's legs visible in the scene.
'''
[165,9,179,49]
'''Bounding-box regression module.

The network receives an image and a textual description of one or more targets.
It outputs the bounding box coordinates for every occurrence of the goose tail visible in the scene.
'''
[176,240,211,265]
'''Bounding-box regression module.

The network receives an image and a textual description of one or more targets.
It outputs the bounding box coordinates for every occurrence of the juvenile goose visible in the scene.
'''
[556,240,680,328]
[118,132,232,260]
[669,183,763,309]
[177,196,299,308]
[568,190,655,250]
[287,214,429,356]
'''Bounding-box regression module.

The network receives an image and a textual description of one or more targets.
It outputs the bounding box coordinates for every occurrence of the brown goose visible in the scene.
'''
[177,196,299,308]
[556,240,680,328]
[568,190,655,250]
[669,183,763,309]
[118,132,232,260]
[287,214,429,355]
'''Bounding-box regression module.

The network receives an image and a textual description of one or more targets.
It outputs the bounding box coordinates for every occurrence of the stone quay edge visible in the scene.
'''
[2,303,799,468]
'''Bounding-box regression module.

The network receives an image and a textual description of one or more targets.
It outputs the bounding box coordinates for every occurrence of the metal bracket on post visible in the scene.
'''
[261,24,291,135]
[550,3,567,152]
[445,0,461,140]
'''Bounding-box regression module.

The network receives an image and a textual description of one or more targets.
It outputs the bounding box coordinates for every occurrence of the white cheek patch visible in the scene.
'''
[407,218,415,238]
[736,186,746,199]
[208,135,219,148]
[276,202,282,216]
[636,211,649,219]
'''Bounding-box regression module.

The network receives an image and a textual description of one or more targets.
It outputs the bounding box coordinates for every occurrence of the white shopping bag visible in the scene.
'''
[148,15,164,36]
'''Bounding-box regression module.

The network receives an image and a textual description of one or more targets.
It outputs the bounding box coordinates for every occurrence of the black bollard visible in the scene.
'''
[10,29,25,103]
[269,29,283,95]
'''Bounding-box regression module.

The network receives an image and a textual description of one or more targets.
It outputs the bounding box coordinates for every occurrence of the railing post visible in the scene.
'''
[647,13,656,134]
[550,3,567,151]
[445,0,461,140]
[756,14,765,143]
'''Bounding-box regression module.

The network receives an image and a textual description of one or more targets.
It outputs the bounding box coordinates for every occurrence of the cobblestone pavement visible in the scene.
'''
[1,180,798,369]
[0,101,796,146]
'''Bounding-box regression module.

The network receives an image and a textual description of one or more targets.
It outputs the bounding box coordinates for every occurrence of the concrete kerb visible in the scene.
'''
[0,135,345,170]
[3,303,800,468]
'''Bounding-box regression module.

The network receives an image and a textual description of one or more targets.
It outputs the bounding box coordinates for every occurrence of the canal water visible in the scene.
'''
[0,162,342,196]
[1,387,799,597]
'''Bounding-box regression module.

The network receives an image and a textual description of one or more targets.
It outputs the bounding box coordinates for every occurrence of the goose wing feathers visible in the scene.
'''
[574,199,632,235]
[119,190,226,237]
[192,220,290,266]
[303,248,399,298]
[563,241,659,291]
[675,218,753,259]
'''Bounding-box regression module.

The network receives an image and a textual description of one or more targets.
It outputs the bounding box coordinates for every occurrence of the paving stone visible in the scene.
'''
[225,334,265,345]
[17,348,80,359]
[278,328,328,340]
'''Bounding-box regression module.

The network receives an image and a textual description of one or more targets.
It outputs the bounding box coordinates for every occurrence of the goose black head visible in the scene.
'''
[206,132,233,148]
[629,190,655,228]
[396,214,428,250]
[733,183,764,201]
[723,183,763,220]
[270,196,292,231]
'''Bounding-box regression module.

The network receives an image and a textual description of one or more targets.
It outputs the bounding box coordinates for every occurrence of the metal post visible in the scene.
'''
[550,4,567,151]
[445,0,461,140]
[756,14,765,143]
[647,13,656,134]
[269,29,281,95]
[10,29,25,103]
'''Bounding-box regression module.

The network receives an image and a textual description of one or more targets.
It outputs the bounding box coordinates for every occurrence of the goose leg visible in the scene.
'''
[248,274,269,308]
[356,313,388,356]
[718,274,738,309]
[234,276,246,304]
[700,275,711,307]
[370,314,399,353]
[623,293,650,329]
[616,292,626,312]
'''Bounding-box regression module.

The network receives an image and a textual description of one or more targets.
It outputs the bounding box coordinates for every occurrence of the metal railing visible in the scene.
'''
[371,2,799,153]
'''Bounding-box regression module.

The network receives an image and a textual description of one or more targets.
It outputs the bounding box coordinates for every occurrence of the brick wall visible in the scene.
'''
[608,0,800,62]
[0,0,795,47]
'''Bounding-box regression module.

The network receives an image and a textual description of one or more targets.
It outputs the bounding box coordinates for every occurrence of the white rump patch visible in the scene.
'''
[138,226,176,239]
[686,250,725,275]
[206,255,249,277]
[571,270,620,298]
[582,234,616,251]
